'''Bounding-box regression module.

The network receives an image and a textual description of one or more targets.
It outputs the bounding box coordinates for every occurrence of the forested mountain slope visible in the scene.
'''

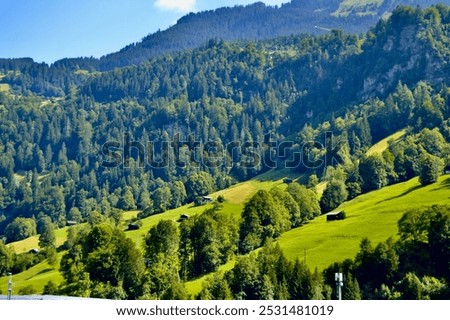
[0,4,450,300]
[62,0,450,69]
[2,0,450,97]
[1,5,450,238]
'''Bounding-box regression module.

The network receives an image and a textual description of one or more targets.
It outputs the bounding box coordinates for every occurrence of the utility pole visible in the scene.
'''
[335,272,343,300]
[7,272,12,300]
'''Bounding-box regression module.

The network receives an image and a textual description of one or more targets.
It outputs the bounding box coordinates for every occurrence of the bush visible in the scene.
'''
[18,285,37,295]
[127,219,143,230]
[138,207,155,219]
[193,197,204,206]
[5,217,37,243]
[12,252,44,273]
[419,154,444,186]
[43,280,59,295]
[320,179,348,213]
[217,195,225,203]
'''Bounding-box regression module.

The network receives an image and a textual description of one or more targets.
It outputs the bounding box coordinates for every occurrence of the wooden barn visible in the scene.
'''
[177,214,189,222]
[202,196,213,202]
[326,211,346,222]
[127,222,140,230]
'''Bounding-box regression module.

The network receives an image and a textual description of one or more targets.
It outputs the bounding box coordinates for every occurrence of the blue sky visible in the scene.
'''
[0,0,288,64]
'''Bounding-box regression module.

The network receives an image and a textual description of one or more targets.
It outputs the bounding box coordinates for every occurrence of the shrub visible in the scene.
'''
[18,285,37,295]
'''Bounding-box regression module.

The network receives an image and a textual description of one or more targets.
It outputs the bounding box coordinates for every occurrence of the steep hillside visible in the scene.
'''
[366,129,407,155]
[278,174,450,270]
[185,174,450,296]
[1,5,450,300]
[3,0,450,97]
[4,173,447,295]
[333,0,446,17]
[98,0,348,70]
[0,169,299,294]
[1,5,450,240]
[89,0,450,69]
[5,168,300,254]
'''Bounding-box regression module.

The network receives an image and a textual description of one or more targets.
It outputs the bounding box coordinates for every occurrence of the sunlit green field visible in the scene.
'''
[1,169,296,294]
[366,129,407,156]
[8,227,70,254]
[278,175,450,270]
[0,83,10,92]
[3,170,449,296]
[332,0,384,17]
[185,175,450,296]
[0,254,64,295]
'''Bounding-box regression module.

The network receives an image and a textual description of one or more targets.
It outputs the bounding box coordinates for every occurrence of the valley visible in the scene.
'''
[1,1,450,300]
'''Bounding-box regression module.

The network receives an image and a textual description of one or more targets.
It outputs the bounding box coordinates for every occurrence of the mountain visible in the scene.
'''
[98,0,450,69]
[2,0,450,97]
[79,5,450,134]
[332,0,449,17]
[0,4,450,300]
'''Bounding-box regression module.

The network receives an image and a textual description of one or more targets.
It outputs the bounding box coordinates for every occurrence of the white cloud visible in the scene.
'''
[155,0,197,12]
[264,1,290,5]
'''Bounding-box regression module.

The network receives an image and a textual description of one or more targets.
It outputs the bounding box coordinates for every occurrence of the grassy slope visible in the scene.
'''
[0,255,64,294]
[4,164,449,296]
[278,175,450,270]
[124,168,300,248]
[1,169,298,294]
[0,83,10,92]
[186,174,450,296]
[9,228,69,254]
[315,129,407,200]
[0,73,11,93]
[366,129,407,156]
[315,182,328,198]
[332,0,384,17]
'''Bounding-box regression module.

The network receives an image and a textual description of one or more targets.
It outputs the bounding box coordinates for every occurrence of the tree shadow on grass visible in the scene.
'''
[430,177,450,191]
[375,184,423,204]
[26,268,53,280]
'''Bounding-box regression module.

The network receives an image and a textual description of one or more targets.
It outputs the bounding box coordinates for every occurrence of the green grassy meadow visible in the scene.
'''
[0,83,10,92]
[278,175,450,270]
[332,0,384,17]
[185,174,450,296]
[366,129,407,156]
[0,255,64,295]
[185,174,450,295]
[2,169,449,296]
[9,227,69,254]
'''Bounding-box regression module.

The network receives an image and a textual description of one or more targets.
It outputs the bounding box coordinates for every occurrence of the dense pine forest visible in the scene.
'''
[0,3,449,300]
[2,0,450,95]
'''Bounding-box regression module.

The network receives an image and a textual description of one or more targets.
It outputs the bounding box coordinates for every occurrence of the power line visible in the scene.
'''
[314,25,332,32]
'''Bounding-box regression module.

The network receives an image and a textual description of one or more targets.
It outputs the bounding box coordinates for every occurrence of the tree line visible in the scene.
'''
[2,5,450,243]
[2,203,447,299]
[0,6,450,296]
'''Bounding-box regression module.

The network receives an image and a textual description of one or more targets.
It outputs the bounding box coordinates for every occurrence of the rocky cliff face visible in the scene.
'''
[360,8,448,99]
